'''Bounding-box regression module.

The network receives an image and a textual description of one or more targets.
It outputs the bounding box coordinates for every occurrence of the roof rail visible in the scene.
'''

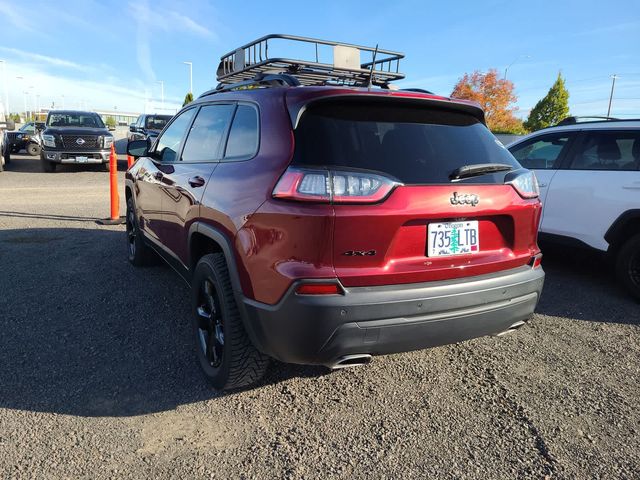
[556,115,618,126]
[215,34,405,89]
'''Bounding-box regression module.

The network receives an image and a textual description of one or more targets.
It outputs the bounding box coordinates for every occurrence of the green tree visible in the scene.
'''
[105,116,116,129]
[183,92,194,106]
[524,73,570,131]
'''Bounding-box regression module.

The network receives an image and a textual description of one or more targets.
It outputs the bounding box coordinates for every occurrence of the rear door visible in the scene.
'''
[542,130,640,250]
[509,131,576,215]
[159,103,235,266]
[291,99,541,287]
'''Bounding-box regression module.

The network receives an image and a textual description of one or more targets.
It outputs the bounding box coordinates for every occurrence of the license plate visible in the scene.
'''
[428,221,479,257]
[75,156,89,163]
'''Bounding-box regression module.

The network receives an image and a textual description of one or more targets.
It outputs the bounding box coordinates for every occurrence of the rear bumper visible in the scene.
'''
[241,266,544,366]
[43,150,109,164]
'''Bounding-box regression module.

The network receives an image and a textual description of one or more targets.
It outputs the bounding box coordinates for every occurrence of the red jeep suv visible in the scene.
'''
[125,35,544,390]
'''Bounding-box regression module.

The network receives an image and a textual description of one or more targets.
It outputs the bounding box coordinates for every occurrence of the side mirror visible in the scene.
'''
[129,124,137,132]
[127,139,148,158]
[0,120,15,131]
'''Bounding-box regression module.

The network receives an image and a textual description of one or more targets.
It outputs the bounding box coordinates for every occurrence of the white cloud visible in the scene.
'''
[1,60,180,114]
[0,47,89,72]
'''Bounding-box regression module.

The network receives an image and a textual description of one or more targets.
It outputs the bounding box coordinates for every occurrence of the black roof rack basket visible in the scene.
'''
[215,34,405,89]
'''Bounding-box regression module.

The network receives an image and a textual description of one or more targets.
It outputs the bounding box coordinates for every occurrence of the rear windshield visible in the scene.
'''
[145,115,172,130]
[47,113,105,129]
[292,102,520,184]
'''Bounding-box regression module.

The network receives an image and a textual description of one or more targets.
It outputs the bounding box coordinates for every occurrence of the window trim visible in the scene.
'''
[563,130,640,172]
[509,132,577,170]
[221,102,261,163]
[149,106,199,164]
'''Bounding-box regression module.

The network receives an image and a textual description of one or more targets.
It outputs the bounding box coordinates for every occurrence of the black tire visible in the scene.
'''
[40,155,56,172]
[192,253,269,390]
[125,196,155,267]
[101,162,111,172]
[26,143,41,156]
[616,233,640,301]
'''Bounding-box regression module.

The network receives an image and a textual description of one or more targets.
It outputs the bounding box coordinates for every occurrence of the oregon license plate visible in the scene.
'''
[75,156,89,163]
[428,221,479,257]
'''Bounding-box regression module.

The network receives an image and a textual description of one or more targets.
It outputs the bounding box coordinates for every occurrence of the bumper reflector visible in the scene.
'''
[295,283,343,295]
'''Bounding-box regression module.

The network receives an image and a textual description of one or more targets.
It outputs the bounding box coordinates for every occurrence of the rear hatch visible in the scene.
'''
[282,94,542,287]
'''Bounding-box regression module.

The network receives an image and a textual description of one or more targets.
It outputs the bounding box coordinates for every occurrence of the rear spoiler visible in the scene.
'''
[286,91,486,129]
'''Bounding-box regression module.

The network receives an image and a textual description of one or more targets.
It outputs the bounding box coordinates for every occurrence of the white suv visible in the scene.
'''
[508,119,640,300]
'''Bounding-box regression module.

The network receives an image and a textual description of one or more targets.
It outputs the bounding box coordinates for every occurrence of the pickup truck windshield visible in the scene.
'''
[145,115,172,130]
[47,113,105,129]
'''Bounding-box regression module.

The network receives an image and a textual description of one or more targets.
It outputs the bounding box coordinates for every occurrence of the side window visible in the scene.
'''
[569,131,640,171]
[510,133,571,169]
[223,105,259,160]
[153,109,196,163]
[181,104,235,162]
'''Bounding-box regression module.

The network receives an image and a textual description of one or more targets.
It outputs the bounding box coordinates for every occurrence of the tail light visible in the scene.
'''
[273,167,400,204]
[506,170,539,199]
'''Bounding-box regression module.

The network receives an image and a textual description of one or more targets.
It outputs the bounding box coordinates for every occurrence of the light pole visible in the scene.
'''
[0,60,8,117]
[183,61,193,94]
[16,76,27,120]
[607,74,618,118]
[157,80,164,110]
[504,55,531,80]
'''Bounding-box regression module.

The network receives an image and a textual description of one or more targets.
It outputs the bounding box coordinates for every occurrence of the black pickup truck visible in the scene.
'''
[40,110,114,172]
[127,114,172,145]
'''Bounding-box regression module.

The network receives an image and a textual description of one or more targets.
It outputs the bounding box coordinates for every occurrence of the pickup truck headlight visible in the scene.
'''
[42,134,56,148]
[103,136,114,149]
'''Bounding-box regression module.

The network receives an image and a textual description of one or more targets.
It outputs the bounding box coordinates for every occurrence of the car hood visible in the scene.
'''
[43,127,112,136]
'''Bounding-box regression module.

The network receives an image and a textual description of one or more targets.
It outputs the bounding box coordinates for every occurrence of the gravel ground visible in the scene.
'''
[0,153,639,479]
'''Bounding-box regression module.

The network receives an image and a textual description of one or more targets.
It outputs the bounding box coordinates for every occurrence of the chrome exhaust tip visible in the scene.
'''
[329,354,372,370]
[495,320,527,337]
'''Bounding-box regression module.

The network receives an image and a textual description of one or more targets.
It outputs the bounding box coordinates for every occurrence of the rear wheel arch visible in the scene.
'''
[605,210,640,252]
[188,223,243,292]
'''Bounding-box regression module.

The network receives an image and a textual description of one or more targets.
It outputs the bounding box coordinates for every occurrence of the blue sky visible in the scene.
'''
[0,0,639,119]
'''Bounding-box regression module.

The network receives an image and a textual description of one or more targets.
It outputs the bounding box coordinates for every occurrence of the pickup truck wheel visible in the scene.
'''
[125,196,155,266]
[26,143,41,156]
[192,253,269,390]
[616,233,640,301]
[40,155,56,172]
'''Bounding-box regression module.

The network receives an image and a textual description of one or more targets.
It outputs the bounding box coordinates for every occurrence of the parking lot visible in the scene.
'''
[0,152,638,479]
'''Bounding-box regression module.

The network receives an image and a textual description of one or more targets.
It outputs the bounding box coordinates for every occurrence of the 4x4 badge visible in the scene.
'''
[450,192,479,207]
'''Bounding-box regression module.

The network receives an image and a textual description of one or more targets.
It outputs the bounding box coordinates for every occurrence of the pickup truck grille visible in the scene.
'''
[6,132,19,142]
[61,135,99,150]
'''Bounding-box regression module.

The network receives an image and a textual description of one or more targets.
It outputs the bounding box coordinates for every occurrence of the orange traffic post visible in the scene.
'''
[96,144,125,225]
[127,154,135,169]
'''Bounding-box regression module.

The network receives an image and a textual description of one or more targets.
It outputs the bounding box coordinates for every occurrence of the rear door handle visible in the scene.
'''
[623,182,640,190]
[188,176,206,188]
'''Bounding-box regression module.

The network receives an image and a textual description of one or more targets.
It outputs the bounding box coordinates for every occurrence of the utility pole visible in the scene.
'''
[607,74,617,117]
[183,61,193,94]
